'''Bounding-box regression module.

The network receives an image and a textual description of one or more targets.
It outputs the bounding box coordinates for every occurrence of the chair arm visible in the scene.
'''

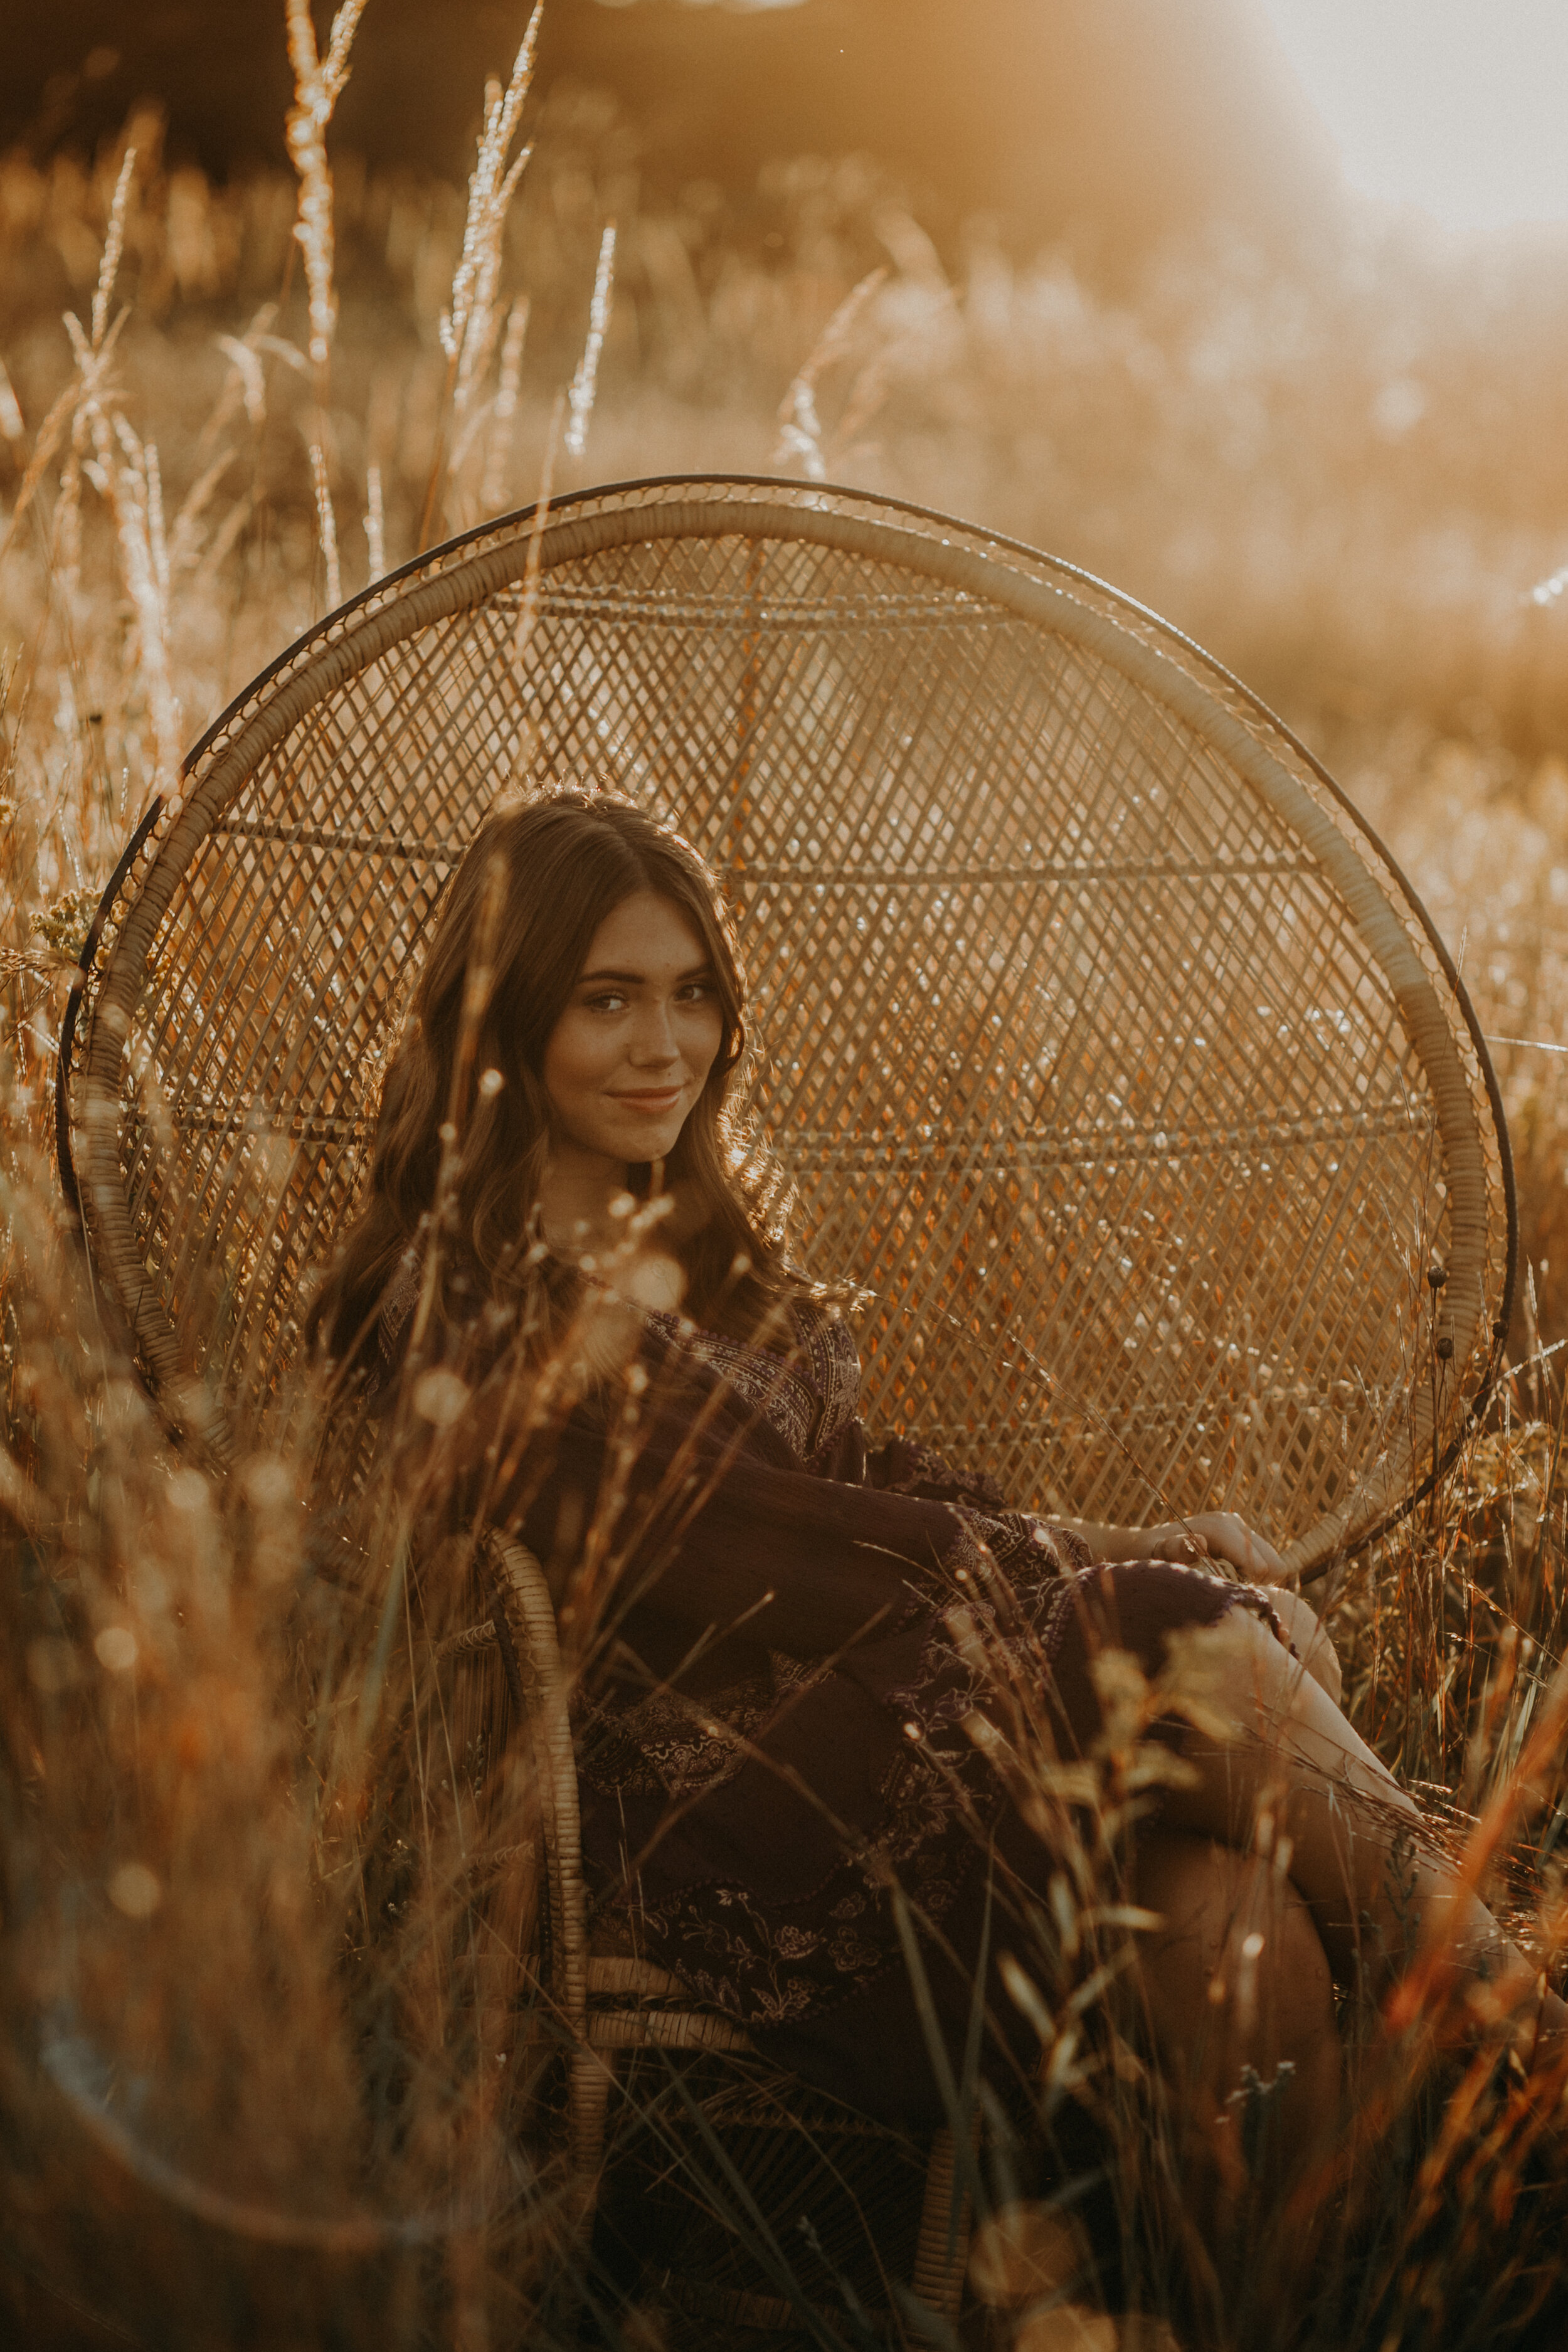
[480,1535,589,2048]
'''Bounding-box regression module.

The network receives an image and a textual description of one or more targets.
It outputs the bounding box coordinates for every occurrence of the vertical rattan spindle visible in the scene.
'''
[485,1537,617,2186]
[911,2116,977,2320]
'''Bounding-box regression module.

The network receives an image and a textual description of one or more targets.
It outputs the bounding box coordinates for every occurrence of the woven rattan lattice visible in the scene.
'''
[56,477,1514,1576]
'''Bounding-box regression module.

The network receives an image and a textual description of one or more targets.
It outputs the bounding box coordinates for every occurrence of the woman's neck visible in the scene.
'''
[535,1143,632,1254]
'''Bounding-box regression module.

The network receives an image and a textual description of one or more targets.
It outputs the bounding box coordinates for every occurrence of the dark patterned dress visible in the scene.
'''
[373,1261,1284,2126]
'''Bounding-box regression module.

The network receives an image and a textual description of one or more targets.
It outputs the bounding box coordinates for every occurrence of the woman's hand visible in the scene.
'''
[1141,1512,1290,1585]
[1062,1513,1344,1702]
[1062,1512,1285,1577]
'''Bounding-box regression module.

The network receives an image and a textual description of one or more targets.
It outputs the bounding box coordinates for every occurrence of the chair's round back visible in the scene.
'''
[60,479,1513,1573]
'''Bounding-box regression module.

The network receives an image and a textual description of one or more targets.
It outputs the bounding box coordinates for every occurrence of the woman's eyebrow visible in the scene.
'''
[576,961,716,985]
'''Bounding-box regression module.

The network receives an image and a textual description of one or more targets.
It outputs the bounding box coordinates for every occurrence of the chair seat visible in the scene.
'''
[584,2008,754,2055]
[583,1952,755,2053]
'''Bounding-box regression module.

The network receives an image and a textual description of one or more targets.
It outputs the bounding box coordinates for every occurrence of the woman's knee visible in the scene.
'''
[1134,1828,1336,2077]
[1133,1829,1248,2048]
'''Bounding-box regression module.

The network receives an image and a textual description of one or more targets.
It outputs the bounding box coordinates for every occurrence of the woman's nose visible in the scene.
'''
[628,1002,679,1065]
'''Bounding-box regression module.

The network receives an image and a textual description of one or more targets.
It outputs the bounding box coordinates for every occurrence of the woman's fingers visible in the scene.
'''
[1188,1512,1289,1582]
[1140,1521,1210,1564]
[1131,1512,1292,1584]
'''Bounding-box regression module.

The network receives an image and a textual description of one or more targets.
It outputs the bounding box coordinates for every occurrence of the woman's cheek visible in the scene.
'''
[696,1009,725,1078]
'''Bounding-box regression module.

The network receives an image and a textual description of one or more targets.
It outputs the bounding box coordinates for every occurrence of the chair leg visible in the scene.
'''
[911,2119,977,2323]
[567,2045,620,2211]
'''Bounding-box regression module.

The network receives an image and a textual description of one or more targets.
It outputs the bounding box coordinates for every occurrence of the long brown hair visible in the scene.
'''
[310,788,803,1364]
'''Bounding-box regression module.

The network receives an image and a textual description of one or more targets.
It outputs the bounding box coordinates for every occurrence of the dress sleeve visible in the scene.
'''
[795,1320,1086,1579]
[837,1431,1087,1574]
[506,1410,992,1676]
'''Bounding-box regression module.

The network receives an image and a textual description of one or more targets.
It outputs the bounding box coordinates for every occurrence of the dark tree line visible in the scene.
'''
[6,0,1333,267]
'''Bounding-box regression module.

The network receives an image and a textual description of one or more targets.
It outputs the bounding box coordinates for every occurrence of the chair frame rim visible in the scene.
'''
[53,470,1518,1565]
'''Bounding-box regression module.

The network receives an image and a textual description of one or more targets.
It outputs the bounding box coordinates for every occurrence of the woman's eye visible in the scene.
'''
[676,982,714,1004]
[584,992,628,1013]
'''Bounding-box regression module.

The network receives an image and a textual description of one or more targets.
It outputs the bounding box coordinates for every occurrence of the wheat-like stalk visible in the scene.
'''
[0,181,135,574]
[772,263,889,479]
[417,5,541,549]
[563,223,617,464]
[479,295,530,516]
[442,4,541,408]
[91,147,138,352]
[283,0,368,381]
[92,416,183,803]
[310,440,342,612]
[363,461,386,582]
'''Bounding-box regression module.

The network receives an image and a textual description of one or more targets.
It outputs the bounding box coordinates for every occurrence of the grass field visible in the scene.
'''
[8,23,1568,2347]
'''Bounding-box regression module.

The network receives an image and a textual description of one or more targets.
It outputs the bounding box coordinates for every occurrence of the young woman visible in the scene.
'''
[313,788,1564,2240]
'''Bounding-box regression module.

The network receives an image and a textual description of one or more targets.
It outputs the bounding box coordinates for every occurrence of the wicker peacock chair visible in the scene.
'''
[55,475,1515,2327]
[57,475,1513,1575]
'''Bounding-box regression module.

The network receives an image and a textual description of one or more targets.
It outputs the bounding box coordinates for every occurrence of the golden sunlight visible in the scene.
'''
[1259,0,1568,231]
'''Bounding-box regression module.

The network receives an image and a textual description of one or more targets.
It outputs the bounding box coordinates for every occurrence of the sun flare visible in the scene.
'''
[1259,0,1568,232]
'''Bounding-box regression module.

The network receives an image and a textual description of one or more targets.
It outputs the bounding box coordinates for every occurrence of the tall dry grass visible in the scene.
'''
[5,23,1568,2348]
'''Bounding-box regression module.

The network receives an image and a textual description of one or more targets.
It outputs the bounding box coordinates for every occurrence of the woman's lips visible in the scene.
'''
[609,1087,684,1110]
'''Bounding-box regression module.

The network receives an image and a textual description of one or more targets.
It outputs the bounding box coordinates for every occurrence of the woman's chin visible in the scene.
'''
[605,1115,686,1163]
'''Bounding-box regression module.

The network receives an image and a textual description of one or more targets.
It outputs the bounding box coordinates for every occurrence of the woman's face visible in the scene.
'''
[541,889,726,1182]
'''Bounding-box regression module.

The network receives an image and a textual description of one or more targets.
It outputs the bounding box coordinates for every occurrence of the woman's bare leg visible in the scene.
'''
[1158,1610,1568,2047]
[1134,1826,1341,2247]
[1120,1611,1568,2284]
